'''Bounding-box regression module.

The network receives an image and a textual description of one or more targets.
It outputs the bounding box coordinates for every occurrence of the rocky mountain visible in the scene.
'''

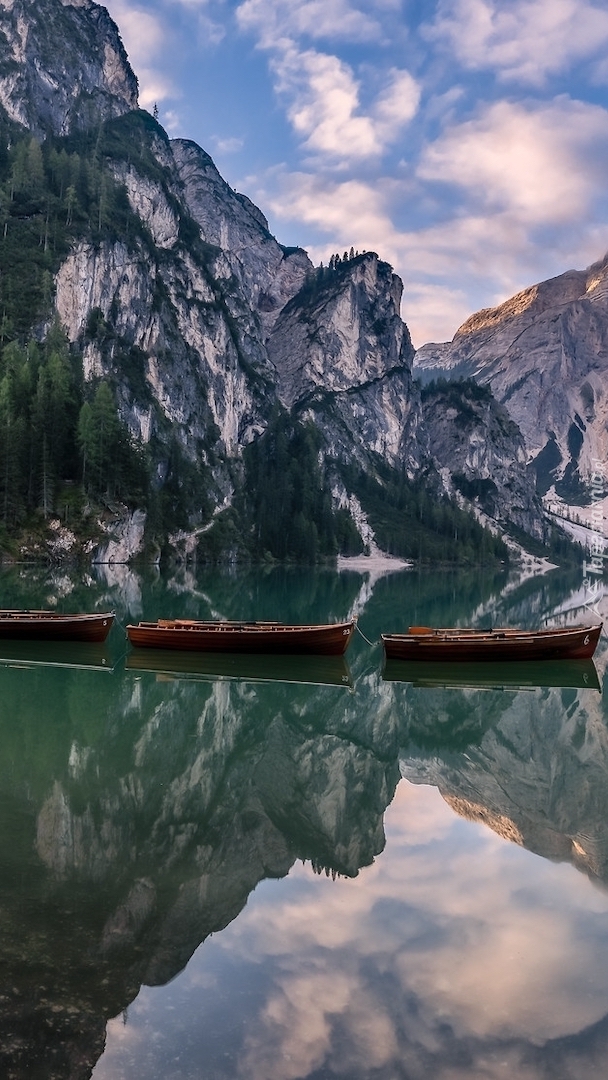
[420,379,543,539]
[414,256,608,502]
[0,0,138,136]
[0,0,549,562]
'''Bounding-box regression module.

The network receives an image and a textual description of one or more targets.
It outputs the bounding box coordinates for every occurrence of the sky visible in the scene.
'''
[102,0,608,347]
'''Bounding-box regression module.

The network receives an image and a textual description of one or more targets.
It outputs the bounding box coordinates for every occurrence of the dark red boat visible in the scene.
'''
[0,610,115,642]
[126,618,356,656]
[381,623,602,662]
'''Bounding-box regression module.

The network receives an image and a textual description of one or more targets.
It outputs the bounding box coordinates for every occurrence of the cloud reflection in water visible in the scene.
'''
[97,781,608,1079]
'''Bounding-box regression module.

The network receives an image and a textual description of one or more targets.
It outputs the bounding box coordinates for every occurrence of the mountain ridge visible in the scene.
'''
[0,0,554,563]
[414,255,608,502]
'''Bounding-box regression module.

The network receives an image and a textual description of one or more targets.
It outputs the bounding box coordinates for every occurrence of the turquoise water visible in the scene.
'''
[0,562,606,1079]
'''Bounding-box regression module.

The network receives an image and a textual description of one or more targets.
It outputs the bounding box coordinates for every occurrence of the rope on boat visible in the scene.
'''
[356,622,380,648]
[113,614,128,636]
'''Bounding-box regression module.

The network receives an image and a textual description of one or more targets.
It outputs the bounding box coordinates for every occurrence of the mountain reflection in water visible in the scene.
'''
[0,564,606,1079]
[0,644,398,1078]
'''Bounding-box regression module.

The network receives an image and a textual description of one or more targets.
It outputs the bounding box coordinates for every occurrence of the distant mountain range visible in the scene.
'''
[0,0,599,564]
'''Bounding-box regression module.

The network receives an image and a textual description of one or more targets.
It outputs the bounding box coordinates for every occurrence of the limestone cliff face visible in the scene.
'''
[421,380,544,538]
[54,138,421,490]
[414,256,608,497]
[268,254,425,473]
[0,0,138,136]
[172,139,313,339]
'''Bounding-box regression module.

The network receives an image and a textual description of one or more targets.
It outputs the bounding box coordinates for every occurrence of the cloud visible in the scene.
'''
[375,68,423,130]
[235,0,383,49]
[426,0,608,85]
[104,0,165,65]
[275,49,380,159]
[236,0,418,164]
[258,171,395,252]
[249,105,608,347]
[212,136,245,154]
[271,48,419,162]
[167,0,227,47]
[161,108,184,135]
[418,98,608,225]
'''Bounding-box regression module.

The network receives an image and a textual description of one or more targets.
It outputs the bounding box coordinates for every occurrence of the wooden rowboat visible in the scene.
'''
[126,618,356,656]
[0,610,115,642]
[381,623,602,662]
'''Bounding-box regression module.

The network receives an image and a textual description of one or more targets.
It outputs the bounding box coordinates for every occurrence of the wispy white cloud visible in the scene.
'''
[418,98,608,224]
[104,1,225,108]
[235,0,418,164]
[275,49,381,160]
[105,0,166,59]
[272,48,420,162]
[375,68,422,130]
[427,0,608,85]
[212,135,245,154]
[258,172,394,252]
[166,0,227,46]
[235,0,384,49]
[162,108,184,135]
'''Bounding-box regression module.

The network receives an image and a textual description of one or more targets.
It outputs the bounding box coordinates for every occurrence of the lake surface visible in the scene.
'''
[0,560,606,1079]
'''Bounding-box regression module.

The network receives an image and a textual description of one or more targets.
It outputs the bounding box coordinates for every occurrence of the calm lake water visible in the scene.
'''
[0,560,607,1079]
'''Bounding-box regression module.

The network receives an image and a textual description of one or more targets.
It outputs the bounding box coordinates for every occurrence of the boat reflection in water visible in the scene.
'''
[383,657,601,691]
[0,639,115,672]
[126,648,353,688]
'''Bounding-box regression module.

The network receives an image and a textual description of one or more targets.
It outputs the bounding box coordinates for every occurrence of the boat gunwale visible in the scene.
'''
[382,623,602,642]
[129,618,356,633]
[0,609,115,622]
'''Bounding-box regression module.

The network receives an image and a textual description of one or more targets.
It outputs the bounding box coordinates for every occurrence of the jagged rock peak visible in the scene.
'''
[454,254,608,341]
[0,0,138,137]
[172,138,313,336]
[268,251,414,410]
